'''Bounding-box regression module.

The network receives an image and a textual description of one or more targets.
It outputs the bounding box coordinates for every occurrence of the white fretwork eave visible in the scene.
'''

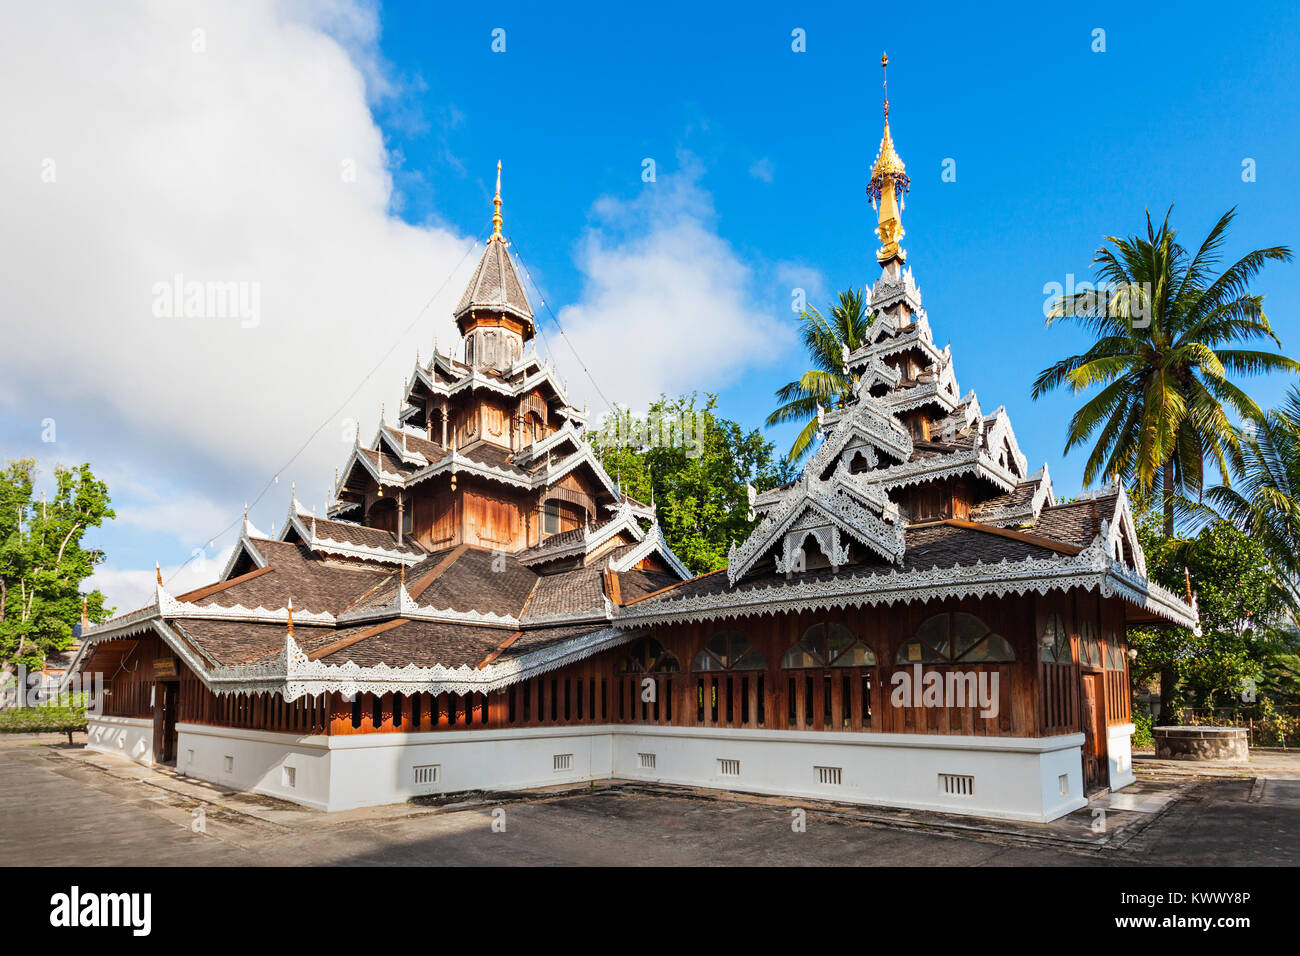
[981,406,1029,478]
[609,525,693,581]
[866,448,1021,497]
[973,465,1055,528]
[81,583,335,648]
[726,471,906,585]
[336,582,521,628]
[811,389,914,474]
[630,532,1198,632]
[219,533,268,583]
[168,622,637,701]
[412,353,574,412]
[847,313,944,370]
[512,420,583,468]
[281,510,424,567]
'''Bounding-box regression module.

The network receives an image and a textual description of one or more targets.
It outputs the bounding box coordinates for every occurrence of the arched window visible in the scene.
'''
[896,612,1016,664]
[1079,619,1101,667]
[782,622,876,668]
[1039,613,1072,664]
[616,637,680,674]
[693,632,766,672]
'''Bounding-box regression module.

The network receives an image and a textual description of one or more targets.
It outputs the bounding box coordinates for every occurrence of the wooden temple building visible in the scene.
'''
[74,96,1198,823]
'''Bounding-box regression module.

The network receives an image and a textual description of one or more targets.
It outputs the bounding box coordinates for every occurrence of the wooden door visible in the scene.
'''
[1080,674,1107,790]
[153,682,178,764]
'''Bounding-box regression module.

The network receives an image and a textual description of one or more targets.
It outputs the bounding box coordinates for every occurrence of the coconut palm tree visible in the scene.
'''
[1033,207,1297,536]
[767,287,874,464]
[1206,387,1300,607]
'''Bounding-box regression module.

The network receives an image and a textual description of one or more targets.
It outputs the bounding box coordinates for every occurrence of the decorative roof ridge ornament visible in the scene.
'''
[489,159,506,244]
[867,53,909,265]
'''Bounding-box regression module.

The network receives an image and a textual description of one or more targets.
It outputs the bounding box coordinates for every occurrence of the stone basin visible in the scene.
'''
[1153,725,1249,761]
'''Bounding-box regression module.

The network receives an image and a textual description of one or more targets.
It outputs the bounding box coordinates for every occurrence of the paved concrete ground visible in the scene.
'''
[2,734,1297,866]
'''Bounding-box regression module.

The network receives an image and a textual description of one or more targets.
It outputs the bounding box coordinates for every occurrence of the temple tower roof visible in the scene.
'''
[454,161,535,335]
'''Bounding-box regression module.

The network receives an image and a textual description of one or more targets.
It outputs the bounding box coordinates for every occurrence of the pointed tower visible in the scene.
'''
[454,161,535,372]
[865,53,923,333]
[867,53,909,268]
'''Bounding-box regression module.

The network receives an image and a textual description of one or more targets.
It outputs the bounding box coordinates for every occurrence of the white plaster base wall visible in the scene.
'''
[326,726,614,811]
[176,723,334,810]
[612,726,1087,823]
[1107,723,1136,790]
[165,722,1087,822]
[87,715,154,767]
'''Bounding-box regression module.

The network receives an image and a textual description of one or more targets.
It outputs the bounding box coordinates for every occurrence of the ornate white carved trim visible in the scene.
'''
[636,533,1197,631]
[982,406,1029,478]
[865,449,1020,495]
[284,512,423,567]
[338,583,521,628]
[974,465,1056,527]
[608,526,692,581]
[808,391,913,473]
[219,534,267,583]
[727,475,905,585]
[201,625,636,700]
[881,379,961,416]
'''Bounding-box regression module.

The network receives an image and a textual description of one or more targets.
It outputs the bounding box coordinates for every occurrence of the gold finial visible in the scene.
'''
[81,596,89,629]
[868,52,909,265]
[490,160,504,243]
[882,52,889,120]
[156,562,163,586]
[287,597,294,636]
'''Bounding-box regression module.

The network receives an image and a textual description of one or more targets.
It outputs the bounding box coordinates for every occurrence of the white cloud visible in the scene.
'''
[0,0,475,495]
[0,1,480,610]
[748,157,774,183]
[0,5,803,612]
[555,155,795,413]
[90,547,234,617]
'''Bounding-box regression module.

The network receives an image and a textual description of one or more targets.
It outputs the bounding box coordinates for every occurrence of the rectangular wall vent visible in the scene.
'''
[186,749,195,766]
[939,773,974,797]
[1058,773,1069,797]
[717,758,740,777]
[815,766,843,786]
[638,752,656,770]
[412,764,440,786]
[223,755,234,774]
[553,753,574,772]
[282,766,296,788]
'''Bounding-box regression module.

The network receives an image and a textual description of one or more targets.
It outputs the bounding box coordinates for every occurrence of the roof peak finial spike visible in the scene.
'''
[490,159,504,243]
[882,52,889,121]
[868,52,908,266]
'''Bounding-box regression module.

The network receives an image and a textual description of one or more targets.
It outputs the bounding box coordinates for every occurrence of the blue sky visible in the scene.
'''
[3,0,1299,612]
[371,0,1300,461]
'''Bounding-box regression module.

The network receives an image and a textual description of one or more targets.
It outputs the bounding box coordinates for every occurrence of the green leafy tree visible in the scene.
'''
[1,459,114,685]
[594,394,796,575]
[1033,207,1296,537]
[1129,508,1294,722]
[766,287,875,464]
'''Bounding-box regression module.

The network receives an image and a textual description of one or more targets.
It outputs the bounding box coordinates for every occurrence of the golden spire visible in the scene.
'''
[490,160,504,243]
[868,53,909,264]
